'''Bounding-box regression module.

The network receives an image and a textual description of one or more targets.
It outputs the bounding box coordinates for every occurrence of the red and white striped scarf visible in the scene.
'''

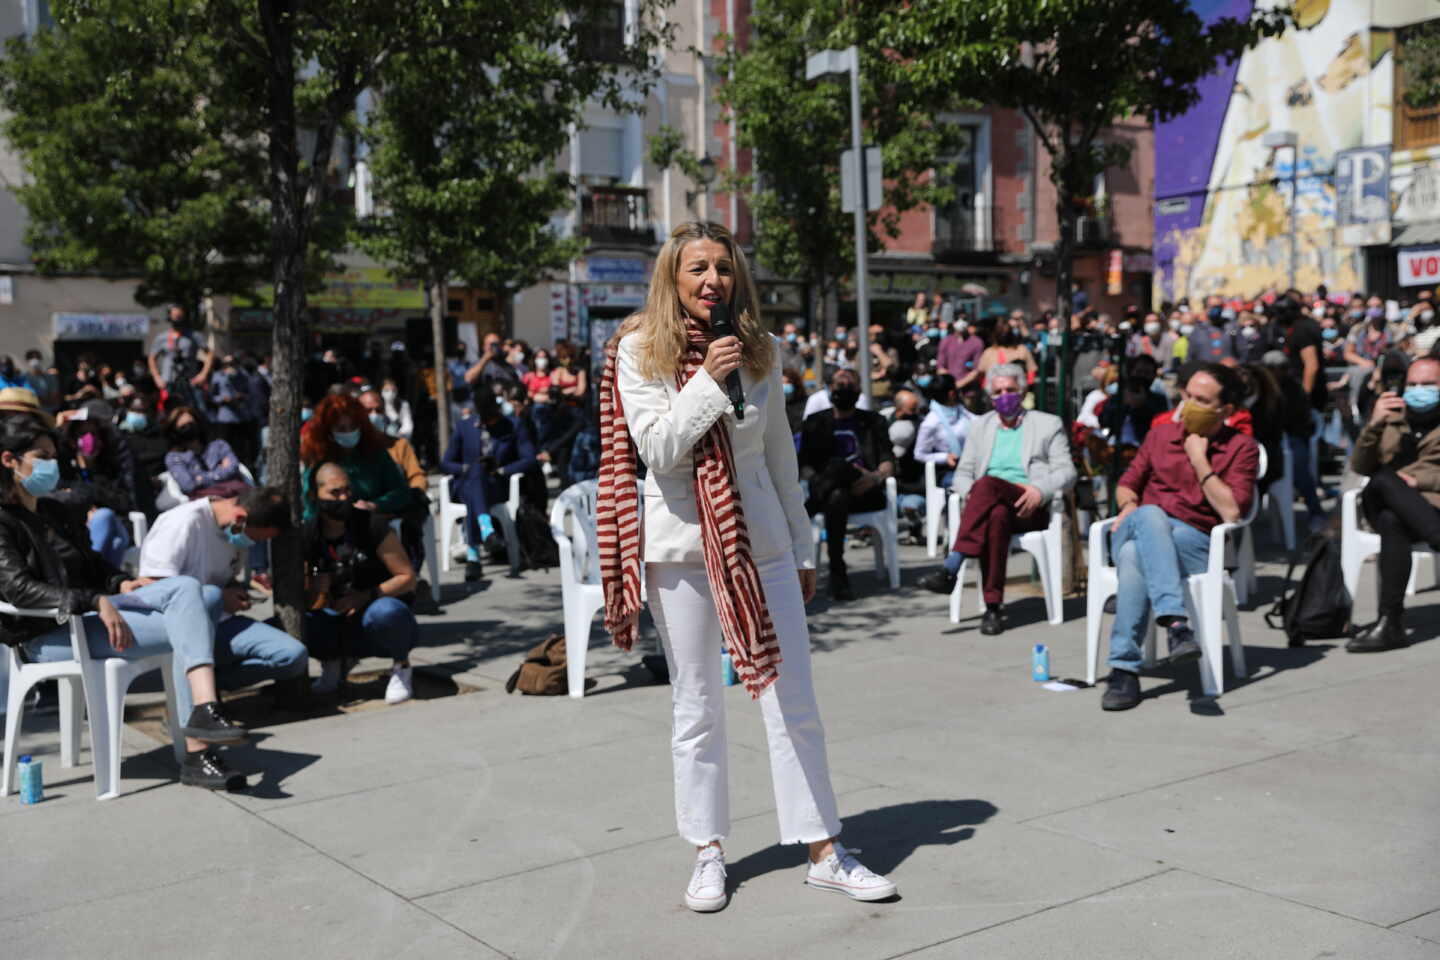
[596,319,781,698]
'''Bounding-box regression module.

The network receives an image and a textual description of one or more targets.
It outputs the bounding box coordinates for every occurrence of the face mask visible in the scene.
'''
[1403,384,1440,413]
[1168,319,1181,331]
[19,456,59,496]
[926,328,942,339]
[992,392,1024,420]
[1241,326,1258,339]
[830,386,859,411]
[122,411,148,432]
[500,400,515,418]
[1181,400,1224,436]
[915,375,933,388]
[317,497,351,520]
[333,429,361,449]
[1144,322,1161,337]
[301,408,313,423]
[1367,307,1385,320]
[834,328,847,341]
[785,332,798,343]
[224,524,255,549]
[1422,310,1437,326]
[782,382,795,397]
[382,388,398,402]
[1105,382,1118,396]
[173,425,197,444]
[1313,306,1326,319]
[27,359,41,371]
[1322,327,1338,340]
[368,412,387,430]
[76,432,101,457]
[1180,324,1194,337]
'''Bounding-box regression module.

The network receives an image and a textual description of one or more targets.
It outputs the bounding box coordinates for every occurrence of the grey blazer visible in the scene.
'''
[953,409,1077,505]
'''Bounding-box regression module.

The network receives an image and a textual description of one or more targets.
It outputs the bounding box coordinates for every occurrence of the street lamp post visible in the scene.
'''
[807,46,872,402]
[1264,130,1299,290]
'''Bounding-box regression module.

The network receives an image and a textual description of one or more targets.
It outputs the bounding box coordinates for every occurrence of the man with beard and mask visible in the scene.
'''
[916,364,1074,634]
[799,368,893,601]
[1347,356,1440,652]
[801,366,874,418]
[1100,363,1260,711]
[303,463,419,704]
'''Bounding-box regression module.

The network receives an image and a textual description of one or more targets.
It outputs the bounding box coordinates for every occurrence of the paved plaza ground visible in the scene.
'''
[3,513,1439,959]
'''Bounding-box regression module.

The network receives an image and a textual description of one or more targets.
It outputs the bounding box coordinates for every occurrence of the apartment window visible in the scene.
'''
[579,126,625,183]
[577,2,626,65]
[1397,20,1440,151]
[934,125,985,255]
[23,0,54,34]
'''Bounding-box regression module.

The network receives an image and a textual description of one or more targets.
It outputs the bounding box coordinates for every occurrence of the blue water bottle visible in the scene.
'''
[1031,644,1050,683]
[18,754,43,805]
[721,650,737,686]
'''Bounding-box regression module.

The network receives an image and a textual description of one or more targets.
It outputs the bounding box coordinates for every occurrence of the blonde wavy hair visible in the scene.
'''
[619,221,773,381]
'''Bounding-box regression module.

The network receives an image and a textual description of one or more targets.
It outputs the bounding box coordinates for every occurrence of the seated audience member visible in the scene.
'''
[0,414,249,789]
[119,391,169,518]
[300,394,419,522]
[500,383,549,512]
[165,406,248,498]
[914,374,972,490]
[782,366,808,438]
[139,485,307,699]
[802,367,874,419]
[1347,356,1440,652]
[522,348,555,439]
[304,463,419,704]
[378,377,414,439]
[799,367,894,602]
[917,364,1076,634]
[889,388,927,535]
[1101,363,1260,711]
[55,404,141,563]
[440,390,536,579]
[1102,355,1170,450]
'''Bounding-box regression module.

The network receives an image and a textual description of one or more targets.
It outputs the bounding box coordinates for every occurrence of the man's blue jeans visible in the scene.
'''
[1106,505,1212,673]
[199,585,306,690]
[22,576,215,724]
[304,597,417,663]
[87,507,132,568]
[1286,433,1324,519]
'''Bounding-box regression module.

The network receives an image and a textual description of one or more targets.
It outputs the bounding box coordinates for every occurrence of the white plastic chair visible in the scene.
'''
[923,461,948,558]
[1264,440,1297,552]
[945,494,1066,625]
[810,476,901,589]
[1,602,183,801]
[1340,479,1433,602]
[389,515,441,604]
[1084,446,1266,696]
[549,480,645,699]
[121,511,149,574]
[438,473,522,575]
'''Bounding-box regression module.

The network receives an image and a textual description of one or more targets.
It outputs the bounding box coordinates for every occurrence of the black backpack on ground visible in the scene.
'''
[512,502,559,570]
[1264,532,1352,646]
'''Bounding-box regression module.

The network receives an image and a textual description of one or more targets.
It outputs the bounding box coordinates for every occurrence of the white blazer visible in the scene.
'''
[617,332,814,570]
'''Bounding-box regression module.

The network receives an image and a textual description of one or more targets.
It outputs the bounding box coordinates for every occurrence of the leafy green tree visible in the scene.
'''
[654,0,963,335]
[882,0,1291,416]
[1400,19,1440,109]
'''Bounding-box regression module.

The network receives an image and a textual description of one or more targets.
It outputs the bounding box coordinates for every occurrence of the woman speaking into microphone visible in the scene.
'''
[596,221,896,912]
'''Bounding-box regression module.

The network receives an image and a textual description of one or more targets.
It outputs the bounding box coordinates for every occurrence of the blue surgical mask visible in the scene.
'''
[1322,328,1338,340]
[122,411,148,432]
[333,429,361,448]
[1403,384,1440,412]
[500,400,515,418]
[782,382,795,398]
[785,332,798,343]
[368,412,387,430]
[301,408,313,423]
[1105,382,1118,396]
[19,456,59,496]
[926,328,942,339]
[224,524,255,549]
[916,375,933,388]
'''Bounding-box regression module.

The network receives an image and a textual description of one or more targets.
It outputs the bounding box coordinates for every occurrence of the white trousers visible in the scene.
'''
[646,554,842,847]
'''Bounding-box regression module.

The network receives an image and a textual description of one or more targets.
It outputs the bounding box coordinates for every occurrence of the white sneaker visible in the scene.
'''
[312,660,343,695]
[804,842,897,901]
[684,846,728,913]
[385,664,414,705]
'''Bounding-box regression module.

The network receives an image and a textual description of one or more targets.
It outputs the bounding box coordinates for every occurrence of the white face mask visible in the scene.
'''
[1144,322,1161,337]
[381,388,397,402]
[1313,306,1326,319]
[1180,324,1195,337]
[535,357,549,371]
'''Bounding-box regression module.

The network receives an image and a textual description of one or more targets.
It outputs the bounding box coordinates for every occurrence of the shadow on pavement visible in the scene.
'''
[726,797,999,890]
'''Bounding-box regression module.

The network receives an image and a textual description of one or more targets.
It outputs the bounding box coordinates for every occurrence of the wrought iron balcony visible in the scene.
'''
[580,185,653,246]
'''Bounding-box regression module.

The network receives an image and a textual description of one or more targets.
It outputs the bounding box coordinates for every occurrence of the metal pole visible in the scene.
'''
[848,47,872,402]
[1289,144,1299,291]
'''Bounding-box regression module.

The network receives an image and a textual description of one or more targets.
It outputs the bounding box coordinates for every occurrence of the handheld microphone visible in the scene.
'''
[708,302,745,422]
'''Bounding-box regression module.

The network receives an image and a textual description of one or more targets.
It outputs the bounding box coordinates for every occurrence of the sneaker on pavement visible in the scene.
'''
[685,846,728,913]
[385,664,414,705]
[804,842,897,901]
[311,659,343,695]
[180,748,247,791]
[181,701,247,744]
[1163,622,1201,665]
[918,569,957,594]
[1101,668,1141,711]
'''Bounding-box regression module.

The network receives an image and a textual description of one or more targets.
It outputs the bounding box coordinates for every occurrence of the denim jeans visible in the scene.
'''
[1286,433,1324,519]
[87,507,132,569]
[199,585,306,689]
[22,575,215,723]
[304,597,417,663]
[1106,505,1212,673]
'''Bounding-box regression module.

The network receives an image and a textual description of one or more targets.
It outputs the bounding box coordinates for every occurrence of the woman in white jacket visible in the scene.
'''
[595,221,896,913]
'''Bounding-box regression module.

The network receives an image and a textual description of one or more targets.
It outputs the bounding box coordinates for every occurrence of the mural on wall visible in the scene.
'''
[1155,0,1386,302]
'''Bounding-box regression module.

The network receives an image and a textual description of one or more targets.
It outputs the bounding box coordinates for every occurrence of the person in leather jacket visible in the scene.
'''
[0,414,250,790]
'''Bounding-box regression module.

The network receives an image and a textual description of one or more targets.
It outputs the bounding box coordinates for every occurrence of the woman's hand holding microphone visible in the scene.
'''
[704,336,743,383]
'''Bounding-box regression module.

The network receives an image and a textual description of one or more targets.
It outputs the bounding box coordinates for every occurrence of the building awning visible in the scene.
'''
[1390,221,1440,247]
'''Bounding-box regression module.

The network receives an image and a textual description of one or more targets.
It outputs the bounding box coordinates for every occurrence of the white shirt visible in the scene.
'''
[802,388,873,420]
[138,498,240,589]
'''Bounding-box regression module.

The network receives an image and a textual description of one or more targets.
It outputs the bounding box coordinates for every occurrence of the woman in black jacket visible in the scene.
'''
[0,415,248,790]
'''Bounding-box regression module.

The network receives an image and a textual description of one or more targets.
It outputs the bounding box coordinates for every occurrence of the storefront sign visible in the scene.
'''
[52,313,150,340]
[1106,249,1124,295]
[584,257,651,283]
[1398,246,1440,286]
[1335,145,1392,246]
[581,283,647,308]
[245,267,424,310]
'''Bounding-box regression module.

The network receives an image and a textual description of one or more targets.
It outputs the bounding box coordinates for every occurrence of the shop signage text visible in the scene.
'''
[1398,246,1440,287]
[52,313,150,340]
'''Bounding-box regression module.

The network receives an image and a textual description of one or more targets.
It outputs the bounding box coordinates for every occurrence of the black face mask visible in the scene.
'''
[172,425,197,444]
[831,387,859,411]
[317,497,351,520]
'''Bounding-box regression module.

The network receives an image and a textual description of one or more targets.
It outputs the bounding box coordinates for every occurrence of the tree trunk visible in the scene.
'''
[259,0,306,640]
[430,275,450,463]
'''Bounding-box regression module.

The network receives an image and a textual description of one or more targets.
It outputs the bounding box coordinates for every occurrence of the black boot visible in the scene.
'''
[979,605,1006,635]
[1346,612,1409,653]
[182,701,248,744]
[180,748,248,791]
[830,560,854,602]
[918,568,957,594]
[1101,668,1141,711]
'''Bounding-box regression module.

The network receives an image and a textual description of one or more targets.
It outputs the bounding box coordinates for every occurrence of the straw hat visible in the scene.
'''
[0,387,54,428]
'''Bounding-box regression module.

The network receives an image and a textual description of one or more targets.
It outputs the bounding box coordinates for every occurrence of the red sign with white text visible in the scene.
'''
[1398,246,1440,286]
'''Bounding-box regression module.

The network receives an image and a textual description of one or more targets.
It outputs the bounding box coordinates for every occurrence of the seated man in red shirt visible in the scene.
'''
[1103,363,1260,711]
